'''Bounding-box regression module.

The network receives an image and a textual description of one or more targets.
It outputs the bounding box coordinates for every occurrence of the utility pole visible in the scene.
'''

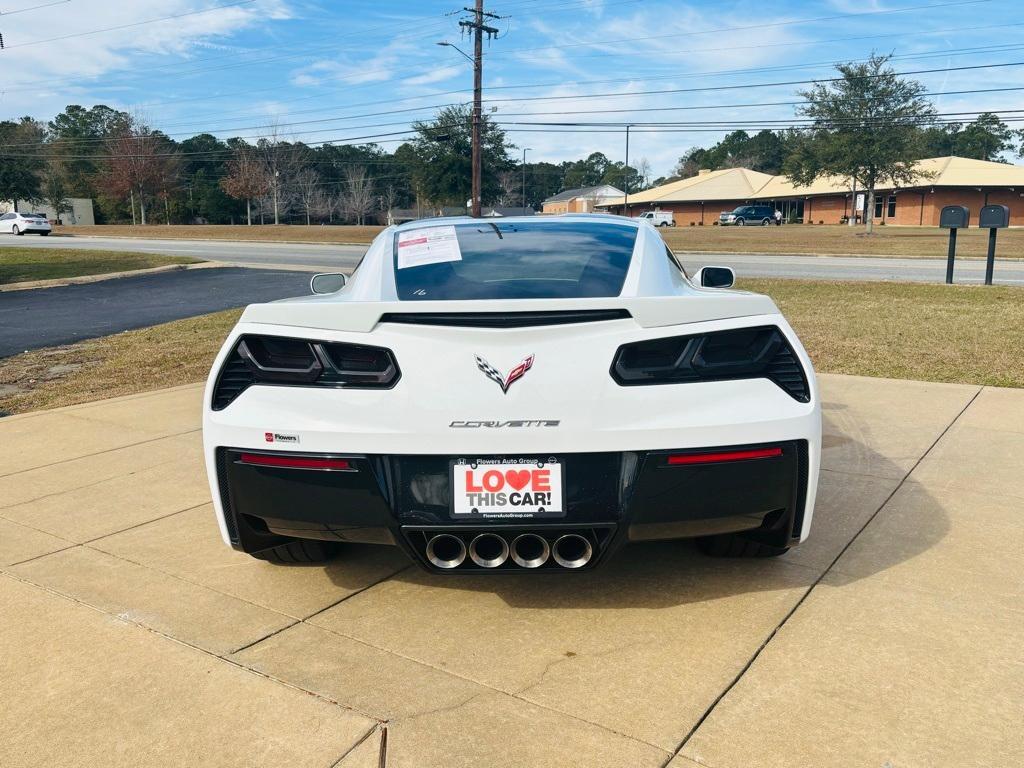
[459,1,500,218]
[623,124,631,217]
[521,147,531,215]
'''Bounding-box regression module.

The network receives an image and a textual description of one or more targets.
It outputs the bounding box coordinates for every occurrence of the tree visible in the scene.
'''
[380,184,400,225]
[563,152,610,188]
[953,113,1013,161]
[495,170,520,207]
[101,115,180,225]
[0,118,45,210]
[409,105,513,207]
[635,157,652,190]
[294,168,321,225]
[48,105,130,215]
[339,166,375,225]
[785,54,937,233]
[220,144,269,225]
[41,141,72,222]
[256,124,302,224]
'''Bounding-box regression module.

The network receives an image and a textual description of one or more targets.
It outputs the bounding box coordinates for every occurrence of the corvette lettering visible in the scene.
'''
[450,420,560,428]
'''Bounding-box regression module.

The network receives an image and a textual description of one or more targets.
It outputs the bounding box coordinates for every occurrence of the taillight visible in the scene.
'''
[212,334,400,410]
[611,326,809,402]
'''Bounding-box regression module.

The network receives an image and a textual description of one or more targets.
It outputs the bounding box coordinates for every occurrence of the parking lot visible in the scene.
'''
[2,374,1021,767]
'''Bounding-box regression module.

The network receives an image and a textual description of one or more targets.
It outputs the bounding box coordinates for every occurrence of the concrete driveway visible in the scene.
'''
[1,375,1021,767]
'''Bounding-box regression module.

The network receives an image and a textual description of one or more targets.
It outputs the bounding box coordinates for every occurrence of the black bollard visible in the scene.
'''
[946,228,958,285]
[985,228,997,286]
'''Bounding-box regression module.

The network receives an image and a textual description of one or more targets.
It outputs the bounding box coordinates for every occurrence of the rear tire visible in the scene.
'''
[696,534,789,558]
[250,539,340,564]
[761,218,771,226]
[12,225,22,236]
[39,231,50,236]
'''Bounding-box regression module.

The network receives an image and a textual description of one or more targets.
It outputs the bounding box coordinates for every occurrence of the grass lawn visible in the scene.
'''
[0,246,200,285]
[1,279,1021,416]
[56,223,1024,259]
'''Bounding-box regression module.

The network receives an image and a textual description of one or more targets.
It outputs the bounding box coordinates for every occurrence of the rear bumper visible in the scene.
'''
[213,441,811,572]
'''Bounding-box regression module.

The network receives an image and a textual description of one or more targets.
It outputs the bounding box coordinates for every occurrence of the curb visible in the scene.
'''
[0,262,215,292]
[53,233,372,247]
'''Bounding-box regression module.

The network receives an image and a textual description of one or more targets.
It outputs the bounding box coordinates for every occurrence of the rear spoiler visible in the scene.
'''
[240,293,780,333]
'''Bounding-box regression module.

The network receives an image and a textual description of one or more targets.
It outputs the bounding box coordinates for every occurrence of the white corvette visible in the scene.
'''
[203,215,820,572]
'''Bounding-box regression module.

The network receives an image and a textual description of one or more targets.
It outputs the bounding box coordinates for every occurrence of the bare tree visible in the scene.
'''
[220,144,269,225]
[495,171,520,207]
[380,184,399,225]
[339,166,375,225]
[256,123,301,224]
[294,168,321,225]
[102,115,179,226]
[635,157,652,189]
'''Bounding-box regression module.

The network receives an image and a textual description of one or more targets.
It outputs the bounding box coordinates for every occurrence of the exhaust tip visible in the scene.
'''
[469,533,509,568]
[510,533,550,569]
[425,534,466,569]
[552,534,593,569]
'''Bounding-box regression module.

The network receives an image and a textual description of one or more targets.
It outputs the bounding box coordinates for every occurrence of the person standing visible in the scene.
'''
[774,208,783,226]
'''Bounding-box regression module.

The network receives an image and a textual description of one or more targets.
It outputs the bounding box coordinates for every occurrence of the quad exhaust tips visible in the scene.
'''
[469,533,510,568]
[552,534,593,569]
[510,533,550,568]
[421,531,599,570]
[425,534,467,569]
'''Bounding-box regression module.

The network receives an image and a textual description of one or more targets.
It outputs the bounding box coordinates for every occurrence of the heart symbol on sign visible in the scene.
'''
[505,470,531,491]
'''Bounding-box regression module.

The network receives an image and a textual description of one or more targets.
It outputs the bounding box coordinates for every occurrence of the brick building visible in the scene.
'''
[599,156,1024,226]
[542,184,625,214]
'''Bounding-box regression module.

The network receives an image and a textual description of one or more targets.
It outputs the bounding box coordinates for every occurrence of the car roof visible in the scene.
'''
[392,213,639,231]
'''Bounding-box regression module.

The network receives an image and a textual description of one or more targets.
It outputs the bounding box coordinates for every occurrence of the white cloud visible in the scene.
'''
[0,0,293,118]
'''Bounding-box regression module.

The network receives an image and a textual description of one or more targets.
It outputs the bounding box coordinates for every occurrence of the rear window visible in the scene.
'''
[393,221,637,301]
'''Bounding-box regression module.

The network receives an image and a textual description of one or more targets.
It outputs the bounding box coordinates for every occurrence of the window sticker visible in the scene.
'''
[396,225,463,269]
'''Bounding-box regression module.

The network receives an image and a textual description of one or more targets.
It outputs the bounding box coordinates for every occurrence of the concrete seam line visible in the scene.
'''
[328,724,383,768]
[79,502,210,545]
[300,565,414,622]
[228,619,301,656]
[1,543,81,569]
[82,540,300,621]
[661,385,985,767]
[0,569,386,723]
[0,428,202,479]
[309,620,671,754]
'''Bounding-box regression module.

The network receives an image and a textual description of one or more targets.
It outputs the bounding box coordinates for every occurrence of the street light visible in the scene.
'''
[437,40,483,217]
[521,147,532,215]
[436,40,473,63]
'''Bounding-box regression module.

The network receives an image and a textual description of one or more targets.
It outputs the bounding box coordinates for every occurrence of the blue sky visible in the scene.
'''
[1,0,1022,175]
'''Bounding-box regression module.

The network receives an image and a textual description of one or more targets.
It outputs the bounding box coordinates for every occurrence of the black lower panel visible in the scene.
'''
[217,441,807,565]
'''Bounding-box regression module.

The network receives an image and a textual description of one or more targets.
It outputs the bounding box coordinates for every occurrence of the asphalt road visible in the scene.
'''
[0,267,310,358]
[8,233,1024,284]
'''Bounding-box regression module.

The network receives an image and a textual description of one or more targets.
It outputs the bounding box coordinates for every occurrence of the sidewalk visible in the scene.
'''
[1,376,1021,766]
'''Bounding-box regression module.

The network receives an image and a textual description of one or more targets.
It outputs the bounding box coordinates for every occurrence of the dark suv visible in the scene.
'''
[719,205,774,226]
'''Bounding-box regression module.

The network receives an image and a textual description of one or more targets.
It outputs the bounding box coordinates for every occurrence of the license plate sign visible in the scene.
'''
[451,459,564,519]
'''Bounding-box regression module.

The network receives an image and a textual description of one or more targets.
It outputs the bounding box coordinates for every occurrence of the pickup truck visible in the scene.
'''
[637,211,675,227]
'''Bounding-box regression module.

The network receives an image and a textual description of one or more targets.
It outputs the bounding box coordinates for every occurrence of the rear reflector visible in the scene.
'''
[239,453,353,471]
[667,447,783,466]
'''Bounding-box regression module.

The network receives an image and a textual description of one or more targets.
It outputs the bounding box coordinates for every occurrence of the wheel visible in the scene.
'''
[735,218,745,226]
[696,534,790,558]
[12,225,22,236]
[39,231,50,236]
[659,221,669,227]
[761,218,771,226]
[250,539,340,563]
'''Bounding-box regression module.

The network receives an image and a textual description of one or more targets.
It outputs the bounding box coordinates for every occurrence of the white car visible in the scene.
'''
[0,211,52,235]
[203,215,820,572]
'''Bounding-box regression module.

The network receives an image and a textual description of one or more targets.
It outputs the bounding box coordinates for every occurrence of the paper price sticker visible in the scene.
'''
[397,225,463,269]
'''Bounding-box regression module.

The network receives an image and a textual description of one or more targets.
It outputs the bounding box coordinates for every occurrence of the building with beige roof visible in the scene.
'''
[599,156,1024,227]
